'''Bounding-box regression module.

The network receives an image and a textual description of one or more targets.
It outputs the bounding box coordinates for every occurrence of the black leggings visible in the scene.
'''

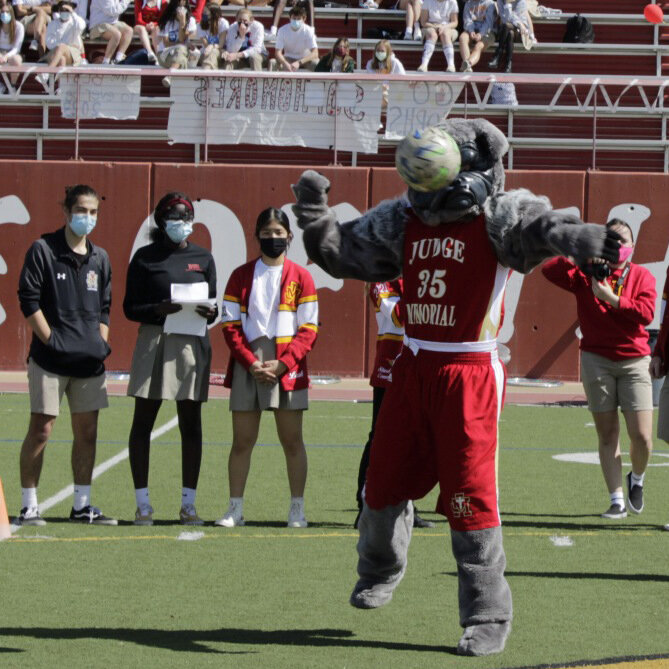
[128,397,203,490]
[356,386,386,510]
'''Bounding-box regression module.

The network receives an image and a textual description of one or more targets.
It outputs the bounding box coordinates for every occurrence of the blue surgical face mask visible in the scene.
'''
[0,11,11,23]
[69,213,97,236]
[165,219,193,243]
[59,11,71,21]
[290,18,302,30]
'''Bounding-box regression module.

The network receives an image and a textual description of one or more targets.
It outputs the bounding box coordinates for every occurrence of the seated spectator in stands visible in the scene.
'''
[490,0,530,72]
[417,0,458,73]
[265,0,313,43]
[88,0,134,64]
[221,8,267,71]
[400,0,423,41]
[40,0,85,67]
[0,2,23,94]
[195,3,228,69]
[12,0,51,54]
[366,39,405,111]
[271,4,317,72]
[187,0,204,21]
[157,0,196,86]
[459,0,495,71]
[315,36,353,72]
[133,0,166,63]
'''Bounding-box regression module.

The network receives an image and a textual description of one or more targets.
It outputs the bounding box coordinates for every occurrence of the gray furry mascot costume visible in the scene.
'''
[291,118,620,656]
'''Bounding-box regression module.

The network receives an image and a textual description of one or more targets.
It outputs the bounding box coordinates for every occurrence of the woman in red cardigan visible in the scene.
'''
[216,207,318,529]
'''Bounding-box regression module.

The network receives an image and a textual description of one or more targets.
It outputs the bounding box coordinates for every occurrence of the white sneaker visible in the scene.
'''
[161,76,171,88]
[264,26,277,42]
[147,51,157,64]
[29,39,38,51]
[215,500,244,527]
[134,503,154,526]
[413,25,422,40]
[403,28,412,40]
[18,505,47,526]
[416,64,428,73]
[113,52,126,64]
[35,72,49,91]
[446,64,456,73]
[287,500,308,528]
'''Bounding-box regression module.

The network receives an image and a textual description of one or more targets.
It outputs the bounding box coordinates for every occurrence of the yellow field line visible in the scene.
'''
[4,529,663,544]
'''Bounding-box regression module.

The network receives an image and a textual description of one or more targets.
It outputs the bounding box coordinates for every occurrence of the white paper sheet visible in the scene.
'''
[163,283,216,336]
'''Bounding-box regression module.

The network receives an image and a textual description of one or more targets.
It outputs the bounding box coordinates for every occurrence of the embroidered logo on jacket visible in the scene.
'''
[187,264,202,271]
[86,270,98,292]
[57,273,66,280]
[450,493,473,518]
[284,280,301,307]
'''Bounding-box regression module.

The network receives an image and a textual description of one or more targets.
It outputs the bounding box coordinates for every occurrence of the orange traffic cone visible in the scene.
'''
[0,477,12,540]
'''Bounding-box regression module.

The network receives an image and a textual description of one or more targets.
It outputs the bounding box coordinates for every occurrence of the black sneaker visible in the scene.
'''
[17,506,47,526]
[626,472,644,514]
[601,503,627,519]
[69,505,118,526]
[413,511,435,528]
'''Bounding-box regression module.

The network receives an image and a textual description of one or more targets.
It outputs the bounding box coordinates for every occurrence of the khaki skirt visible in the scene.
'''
[127,324,212,402]
[229,336,308,412]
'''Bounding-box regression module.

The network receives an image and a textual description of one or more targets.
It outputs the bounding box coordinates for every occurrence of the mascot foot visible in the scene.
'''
[456,622,511,656]
[349,581,394,609]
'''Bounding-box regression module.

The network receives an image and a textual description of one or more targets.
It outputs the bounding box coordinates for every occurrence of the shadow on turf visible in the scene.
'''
[40,518,358,529]
[500,513,660,532]
[0,627,455,655]
[441,570,669,583]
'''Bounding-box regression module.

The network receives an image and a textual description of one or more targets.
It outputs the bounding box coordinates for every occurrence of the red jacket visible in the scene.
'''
[369,279,404,388]
[134,0,166,26]
[541,257,655,360]
[188,0,205,22]
[222,258,318,391]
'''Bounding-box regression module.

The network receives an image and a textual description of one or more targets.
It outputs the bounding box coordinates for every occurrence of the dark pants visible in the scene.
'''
[356,386,386,510]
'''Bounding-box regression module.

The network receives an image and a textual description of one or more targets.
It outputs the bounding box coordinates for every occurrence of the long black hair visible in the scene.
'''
[62,184,99,212]
[255,207,290,238]
[158,0,191,31]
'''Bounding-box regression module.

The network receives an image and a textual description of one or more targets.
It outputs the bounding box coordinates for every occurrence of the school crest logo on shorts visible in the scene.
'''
[86,270,98,292]
[450,492,473,518]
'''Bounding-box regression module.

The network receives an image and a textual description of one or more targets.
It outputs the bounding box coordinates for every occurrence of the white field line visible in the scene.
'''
[8,415,179,536]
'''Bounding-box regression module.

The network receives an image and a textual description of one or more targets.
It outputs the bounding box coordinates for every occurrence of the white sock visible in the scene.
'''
[631,471,645,487]
[73,484,91,511]
[414,21,420,30]
[610,491,624,508]
[443,44,454,69]
[21,487,38,509]
[270,25,277,35]
[182,487,196,507]
[291,496,304,507]
[135,487,150,508]
[102,57,111,64]
[421,40,435,67]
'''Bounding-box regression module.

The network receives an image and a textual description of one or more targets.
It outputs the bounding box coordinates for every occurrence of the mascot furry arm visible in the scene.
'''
[292,118,620,278]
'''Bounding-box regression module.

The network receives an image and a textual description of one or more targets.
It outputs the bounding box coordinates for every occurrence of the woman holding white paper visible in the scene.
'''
[216,207,318,529]
[123,191,217,527]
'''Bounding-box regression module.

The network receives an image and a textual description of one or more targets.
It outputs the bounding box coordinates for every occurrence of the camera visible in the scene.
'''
[591,262,611,281]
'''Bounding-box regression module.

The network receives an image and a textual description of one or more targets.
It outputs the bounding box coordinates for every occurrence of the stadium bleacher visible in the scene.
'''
[0,0,667,171]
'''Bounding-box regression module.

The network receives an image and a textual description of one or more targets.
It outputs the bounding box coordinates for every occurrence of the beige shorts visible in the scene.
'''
[41,45,83,65]
[158,44,188,68]
[20,13,50,27]
[580,351,653,413]
[28,358,108,416]
[462,31,494,48]
[89,21,126,39]
[229,336,308,411]
[656,376,669,441]
[423,25,458,42]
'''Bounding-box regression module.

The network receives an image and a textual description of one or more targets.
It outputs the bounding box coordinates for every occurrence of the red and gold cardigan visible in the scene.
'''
[222,257,319,391]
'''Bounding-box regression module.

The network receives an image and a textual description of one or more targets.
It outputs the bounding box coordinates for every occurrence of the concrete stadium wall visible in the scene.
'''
[1,161,667,381]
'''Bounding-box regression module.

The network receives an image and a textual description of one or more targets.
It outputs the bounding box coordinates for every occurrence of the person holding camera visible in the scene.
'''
[541,218,656,519]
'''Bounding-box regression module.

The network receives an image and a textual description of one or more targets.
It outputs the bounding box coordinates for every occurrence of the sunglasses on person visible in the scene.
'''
[237,19,250,26]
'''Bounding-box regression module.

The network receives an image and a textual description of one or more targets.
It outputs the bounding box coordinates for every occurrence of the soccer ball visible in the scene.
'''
[395,127,462,193]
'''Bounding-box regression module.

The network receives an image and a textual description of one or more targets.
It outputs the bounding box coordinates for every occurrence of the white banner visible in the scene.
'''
[385,80,465,139]
[59,73,141,120]
[167,76,383,153]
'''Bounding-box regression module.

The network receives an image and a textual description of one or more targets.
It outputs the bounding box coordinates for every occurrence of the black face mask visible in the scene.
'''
[260,237,288,258]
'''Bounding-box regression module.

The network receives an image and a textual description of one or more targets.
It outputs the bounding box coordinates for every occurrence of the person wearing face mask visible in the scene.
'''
[17,184,115,527]
[220,8,267,71]
[216,207,318,529]
[156,0,197,86]
[36,0,85,74]
[194,3,228,69]
[542,218,656,520]
[0,2,23,94]
[365,39,405,115]
[123,191,217,527]
[272,4,318,72]
[315,36,354,73]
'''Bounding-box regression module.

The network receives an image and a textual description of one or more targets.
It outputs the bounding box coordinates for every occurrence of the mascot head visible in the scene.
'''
[404,118,508,227]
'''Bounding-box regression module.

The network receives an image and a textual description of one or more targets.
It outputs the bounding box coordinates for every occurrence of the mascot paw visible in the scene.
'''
[570,223,622,266]
[291,170,331,206]
[456,622,511,656]
[349,581,394,610]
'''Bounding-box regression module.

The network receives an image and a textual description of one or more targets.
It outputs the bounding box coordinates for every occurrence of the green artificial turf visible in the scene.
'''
[1,396,669,668]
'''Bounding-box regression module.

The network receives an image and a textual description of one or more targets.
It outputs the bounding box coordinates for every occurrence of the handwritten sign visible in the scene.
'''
[167,76,383,153]
[385,80,465,139]
[59,73,141,120]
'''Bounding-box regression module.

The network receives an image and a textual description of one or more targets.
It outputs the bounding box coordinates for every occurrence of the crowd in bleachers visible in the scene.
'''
[0,0,545,93]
